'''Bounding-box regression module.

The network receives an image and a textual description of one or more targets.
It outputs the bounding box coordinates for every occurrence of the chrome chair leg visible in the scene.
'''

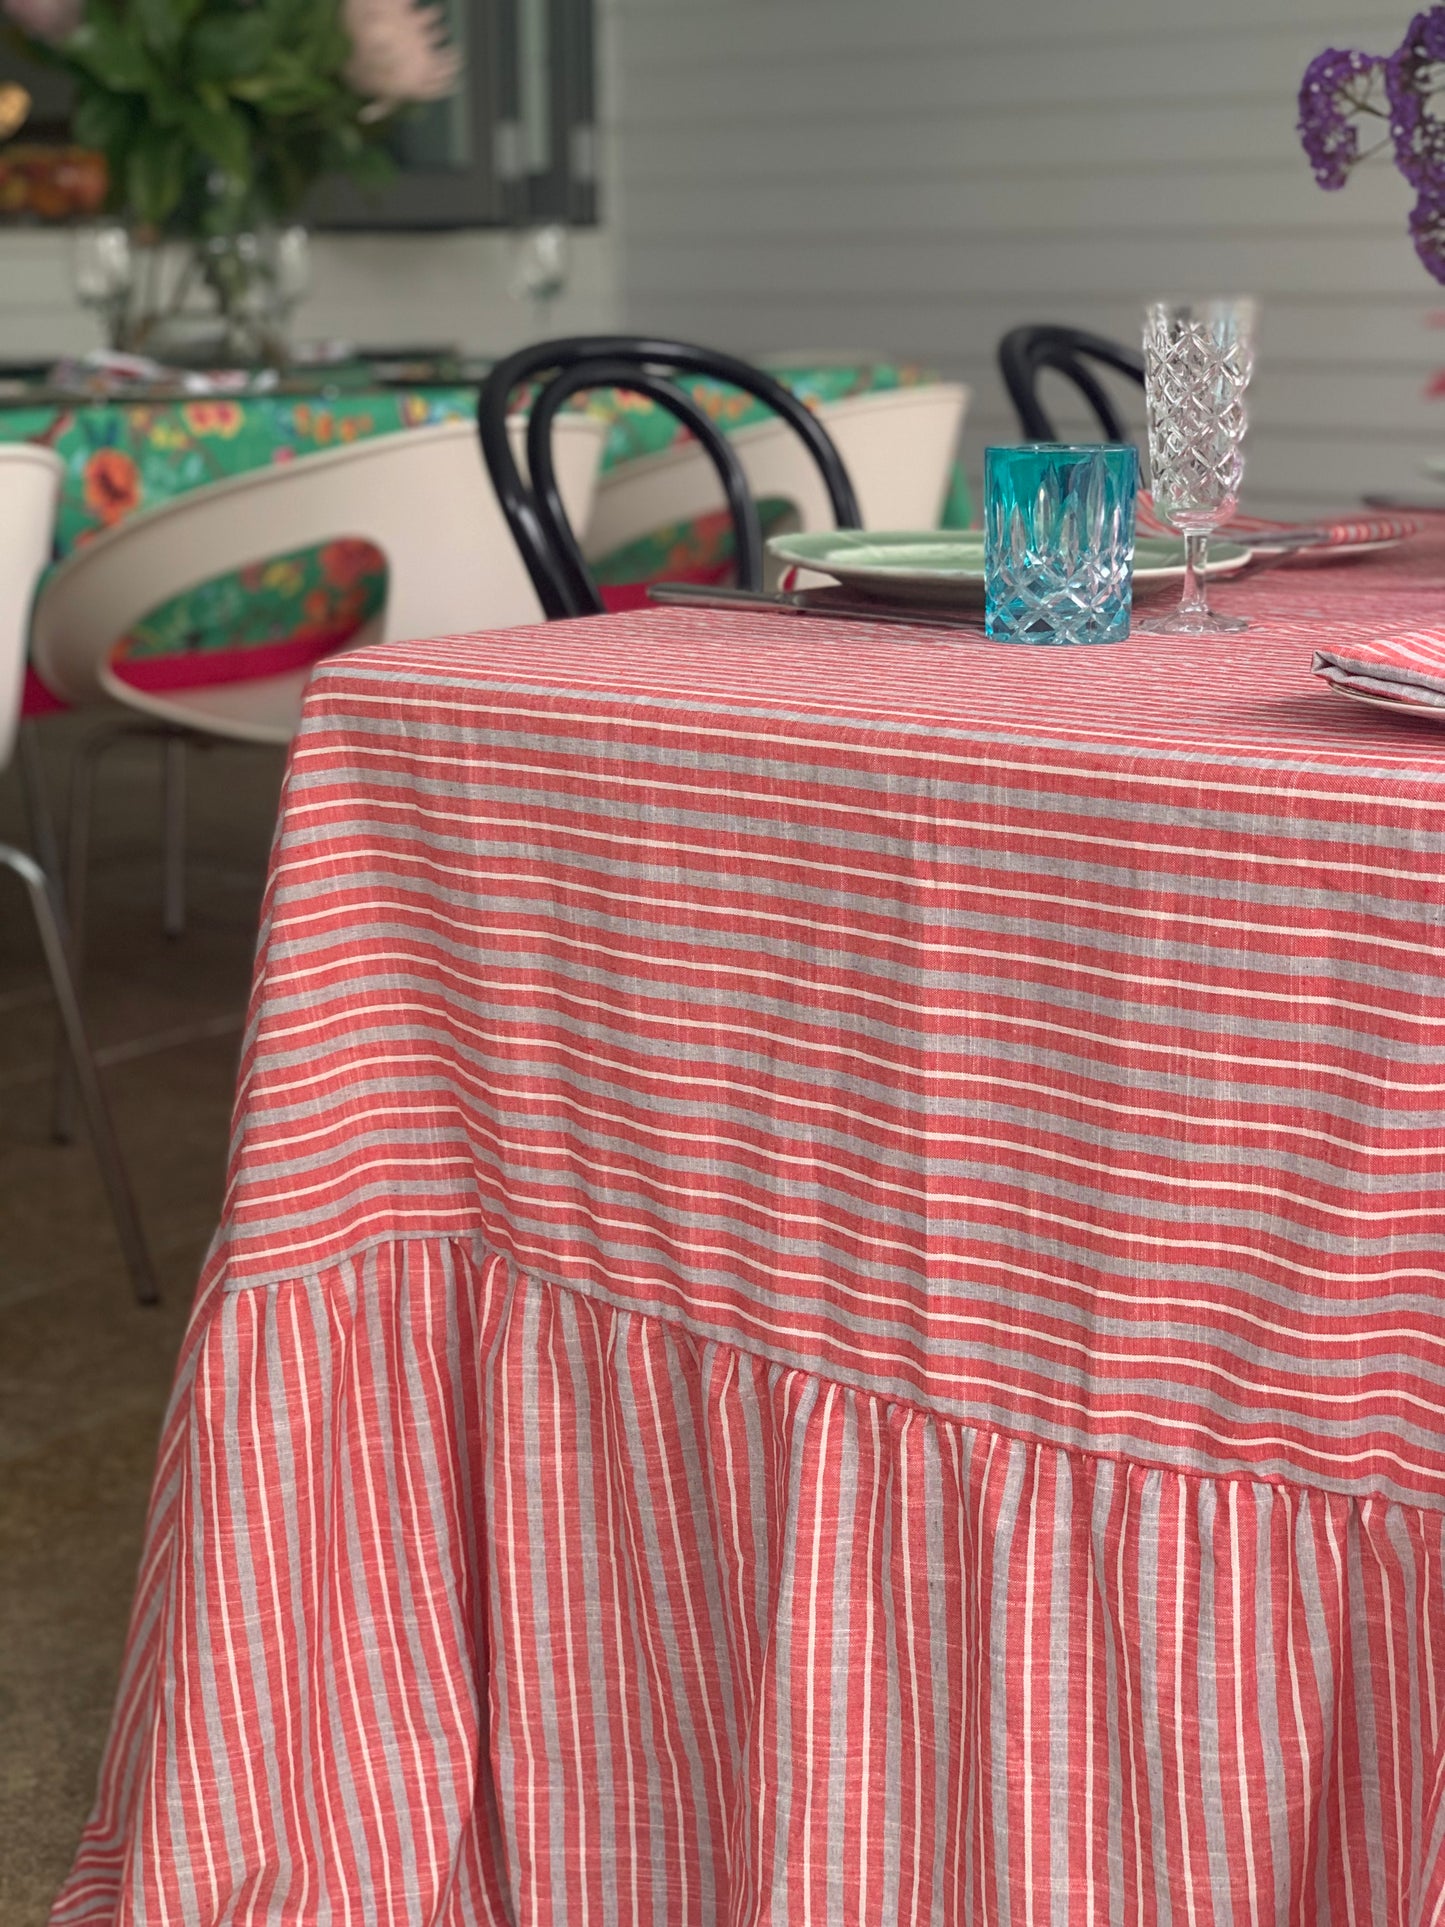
[52,718,173,1142]
[63,716,160,964]
[17,720,62,884]
[52,723,105,1144]
[161,734,187,939]
[3,840,158,1304]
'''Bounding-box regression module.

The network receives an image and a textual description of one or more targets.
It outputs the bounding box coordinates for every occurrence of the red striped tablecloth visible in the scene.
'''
[54,542,1445,1925]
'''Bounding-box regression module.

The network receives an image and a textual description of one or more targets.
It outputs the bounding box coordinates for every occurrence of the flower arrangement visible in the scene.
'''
[1298,7,1445,280]
[0,0,459,235]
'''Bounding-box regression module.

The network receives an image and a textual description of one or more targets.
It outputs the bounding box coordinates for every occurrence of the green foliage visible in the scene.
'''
[19,0,397,229]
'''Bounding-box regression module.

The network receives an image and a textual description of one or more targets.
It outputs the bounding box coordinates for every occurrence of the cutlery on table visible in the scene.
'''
[1238,527,1335,551]
[647,580,986,632]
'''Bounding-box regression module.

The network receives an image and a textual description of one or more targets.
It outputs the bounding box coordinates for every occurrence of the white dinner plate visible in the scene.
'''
[1329,685,1445,721]
[767,530,1253,610]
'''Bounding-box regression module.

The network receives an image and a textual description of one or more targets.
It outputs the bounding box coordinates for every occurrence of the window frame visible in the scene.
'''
[313,0,598,233]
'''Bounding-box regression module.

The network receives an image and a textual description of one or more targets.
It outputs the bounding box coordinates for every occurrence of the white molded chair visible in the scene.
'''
[582,383,971,573]
[32,413,607,742]
[31,412,605,1141]
[0,443,156,1301]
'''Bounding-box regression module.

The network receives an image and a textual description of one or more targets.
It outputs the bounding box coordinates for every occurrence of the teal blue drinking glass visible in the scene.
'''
[984,442,1139,644]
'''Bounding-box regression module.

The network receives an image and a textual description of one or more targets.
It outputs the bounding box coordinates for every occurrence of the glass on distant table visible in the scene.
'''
[269,226,311,319]
[1138,296,1257,635]
[984,441,1139,644]
[72,224,133,351]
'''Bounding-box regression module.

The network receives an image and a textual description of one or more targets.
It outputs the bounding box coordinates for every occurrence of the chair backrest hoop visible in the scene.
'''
[478,334,863,620]
[997,325,1145,443]
[525,357,764,617]
[581,382,971,565]
[29,416,605,711]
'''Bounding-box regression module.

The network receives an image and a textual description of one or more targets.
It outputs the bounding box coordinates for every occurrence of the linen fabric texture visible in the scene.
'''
[1314,627,1445,707]
[53,548,1445,1925]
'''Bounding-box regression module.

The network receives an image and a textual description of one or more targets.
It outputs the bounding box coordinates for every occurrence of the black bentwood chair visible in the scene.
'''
[476,335,863,620]
[997,325,1145,444]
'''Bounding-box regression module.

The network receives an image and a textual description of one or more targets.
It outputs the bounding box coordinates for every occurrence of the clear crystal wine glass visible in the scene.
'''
[1137,296,1257,635]
[269,228,311,322]
[72,225,134,353]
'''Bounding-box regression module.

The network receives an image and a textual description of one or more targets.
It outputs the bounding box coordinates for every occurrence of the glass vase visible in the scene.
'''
[76,224,310,370]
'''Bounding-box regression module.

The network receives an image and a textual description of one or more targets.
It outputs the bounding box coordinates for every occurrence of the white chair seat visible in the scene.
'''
[100,663,321,746]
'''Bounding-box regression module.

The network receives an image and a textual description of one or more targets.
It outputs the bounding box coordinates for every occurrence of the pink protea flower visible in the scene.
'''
[2,0,81,43]
[343,0,461,108]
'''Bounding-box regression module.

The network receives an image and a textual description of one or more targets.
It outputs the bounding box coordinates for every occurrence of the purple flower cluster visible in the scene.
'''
[1301,5,1445,282]
[1298,48,1387,188]
[1387,8,1445,184]
[1410,174,1445,276]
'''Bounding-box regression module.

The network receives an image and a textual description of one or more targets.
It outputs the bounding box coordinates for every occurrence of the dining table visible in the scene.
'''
[51,534,1445,1926]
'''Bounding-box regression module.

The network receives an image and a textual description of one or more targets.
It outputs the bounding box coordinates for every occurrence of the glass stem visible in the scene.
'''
[1179,531,1210,618]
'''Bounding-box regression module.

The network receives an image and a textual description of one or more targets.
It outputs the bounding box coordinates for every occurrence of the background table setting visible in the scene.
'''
[2,355,973,711]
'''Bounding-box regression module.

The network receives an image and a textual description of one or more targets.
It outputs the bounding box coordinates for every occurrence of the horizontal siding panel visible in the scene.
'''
[0,236,87,307]
[0,235,95,360]
[658,288,1440,333]
[616,111,1311,181]
[619,39,1365,120]
[623,165,1408,238]
[628,295,1441,370]
[622,82,1316,130]
[0,313,92,359]
[612,0,1404,57]
[623,233,1437,300]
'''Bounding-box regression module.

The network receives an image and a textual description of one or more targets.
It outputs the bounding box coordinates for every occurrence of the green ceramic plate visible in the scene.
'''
[767,529,1253,609]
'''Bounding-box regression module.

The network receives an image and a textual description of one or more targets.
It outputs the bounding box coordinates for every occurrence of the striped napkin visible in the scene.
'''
[1135,492,1418,550]
[1312,631,1445,708]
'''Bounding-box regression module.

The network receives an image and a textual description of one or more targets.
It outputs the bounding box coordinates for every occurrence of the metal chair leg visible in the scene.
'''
[3,841,159,1304]
[161,734,188,939]
[52,717,170,1141]
[52,724,104,1144]
[17,720,62,885]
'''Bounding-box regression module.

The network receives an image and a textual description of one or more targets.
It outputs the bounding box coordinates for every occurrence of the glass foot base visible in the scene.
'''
[1135,609,1249,635]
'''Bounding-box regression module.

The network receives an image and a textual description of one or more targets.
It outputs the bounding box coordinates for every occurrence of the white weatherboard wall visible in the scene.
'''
[609,0,1438,514]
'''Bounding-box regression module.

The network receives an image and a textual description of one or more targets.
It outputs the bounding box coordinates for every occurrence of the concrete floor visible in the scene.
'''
[0,716,285,1924]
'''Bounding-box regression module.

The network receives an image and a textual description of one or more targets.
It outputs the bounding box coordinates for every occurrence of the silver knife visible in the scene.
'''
[647,580,986,632]
[1236,527,1335,551]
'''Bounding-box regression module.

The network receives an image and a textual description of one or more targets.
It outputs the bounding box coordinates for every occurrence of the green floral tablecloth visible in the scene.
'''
[3,363,971,676]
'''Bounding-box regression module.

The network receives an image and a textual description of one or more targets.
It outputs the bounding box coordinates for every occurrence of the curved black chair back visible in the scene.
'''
[477,334,863,619]
[997,326,1145,444]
